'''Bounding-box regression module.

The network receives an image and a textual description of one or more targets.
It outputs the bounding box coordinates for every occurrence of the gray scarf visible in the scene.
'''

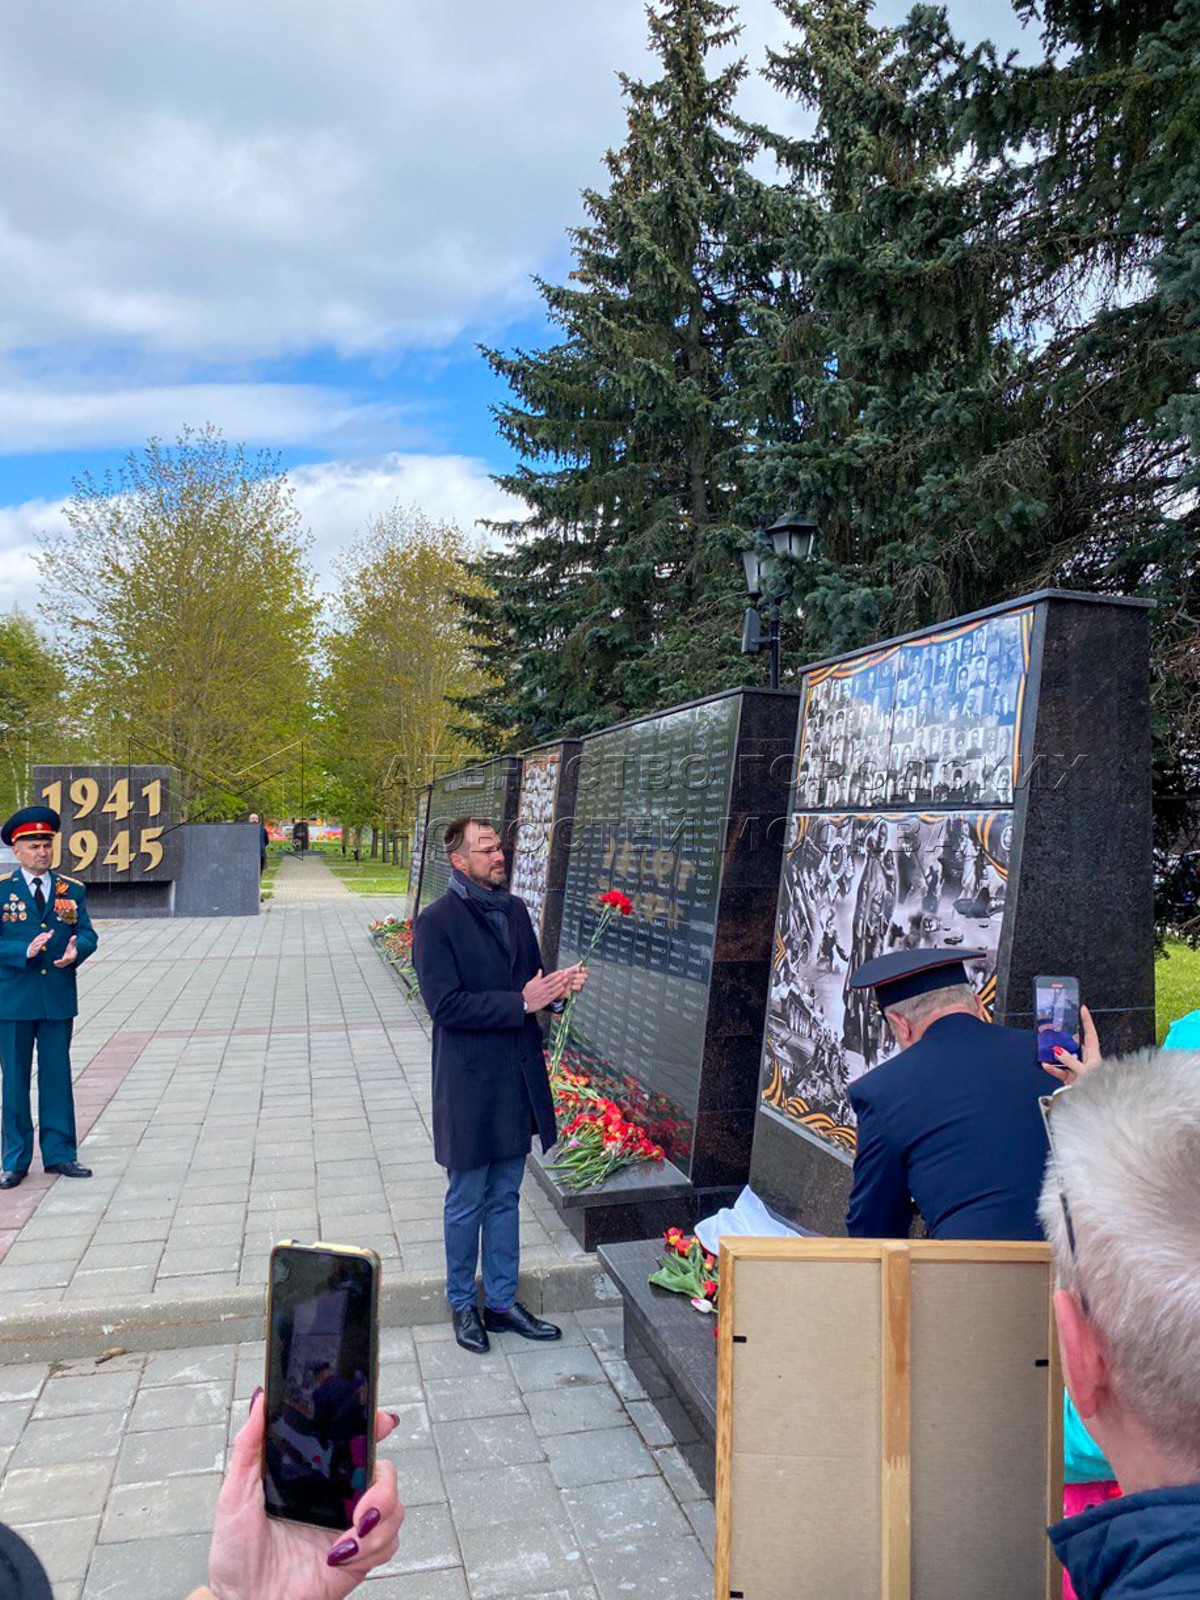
[450,868,512,957]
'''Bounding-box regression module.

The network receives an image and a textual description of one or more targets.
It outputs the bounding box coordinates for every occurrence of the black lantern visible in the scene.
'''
[767,512,820,564]
[741,542,766,599]
[739,514,820,689]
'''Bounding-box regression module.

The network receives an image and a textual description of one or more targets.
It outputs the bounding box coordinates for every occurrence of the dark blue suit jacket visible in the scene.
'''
[413,888,556,1172]
[846,1012,1051,1240]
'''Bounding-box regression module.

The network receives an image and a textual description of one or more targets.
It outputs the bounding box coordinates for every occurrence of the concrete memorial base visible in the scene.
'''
[528,1144,718,1251]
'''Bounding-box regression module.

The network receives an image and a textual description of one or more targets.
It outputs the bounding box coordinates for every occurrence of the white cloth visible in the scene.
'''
[694,1185,808,1256]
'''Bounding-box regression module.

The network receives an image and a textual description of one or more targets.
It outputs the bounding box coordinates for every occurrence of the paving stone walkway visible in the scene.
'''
[0,878,715,1599]
[0,1310,713,1600]
[270,852,357,900]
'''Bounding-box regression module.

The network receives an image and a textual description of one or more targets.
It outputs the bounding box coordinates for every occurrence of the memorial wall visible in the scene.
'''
[414,757,522,914]
[556,690,799,1192]
[409,786,431,909]
[510,741,581,967]
[749,590,1155,1232]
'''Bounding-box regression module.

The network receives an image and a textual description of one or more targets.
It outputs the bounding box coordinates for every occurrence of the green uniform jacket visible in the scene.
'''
[0,870,98,1021]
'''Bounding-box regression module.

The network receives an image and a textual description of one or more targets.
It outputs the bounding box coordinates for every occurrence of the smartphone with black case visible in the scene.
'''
[262,1240,380,1529]
[1034,974,1082,1065]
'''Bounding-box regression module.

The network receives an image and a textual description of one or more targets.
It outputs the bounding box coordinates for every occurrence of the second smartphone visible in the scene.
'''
[262,1240,381,1529]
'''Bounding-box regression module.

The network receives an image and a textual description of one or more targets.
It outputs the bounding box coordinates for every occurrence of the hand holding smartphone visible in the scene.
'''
[1034,974,1081,1066]
[263,1241,381,1529]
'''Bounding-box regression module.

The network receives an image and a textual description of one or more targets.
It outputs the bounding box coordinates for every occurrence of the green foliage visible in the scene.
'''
[320,506,491,836]
[740,0,1200,860]
[0,612,71,817]
[39,426,319,820]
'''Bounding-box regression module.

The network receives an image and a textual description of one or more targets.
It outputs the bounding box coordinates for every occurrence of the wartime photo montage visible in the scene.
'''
[761,810,1009,1147]
[796,613,1029,812]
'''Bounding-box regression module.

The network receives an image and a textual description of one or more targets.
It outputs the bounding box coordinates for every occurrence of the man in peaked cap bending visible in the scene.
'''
[843,946,1077,1240]
[0,806,98,1188]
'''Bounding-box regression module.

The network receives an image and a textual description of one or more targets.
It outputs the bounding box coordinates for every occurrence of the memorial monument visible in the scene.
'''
[509,740,581,969]
[749,589,1155,1232]
[412,756,523,915]
[32,764,260,917]
[531,688,800,1247]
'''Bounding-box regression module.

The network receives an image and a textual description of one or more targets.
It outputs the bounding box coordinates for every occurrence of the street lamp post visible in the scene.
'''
[740,513,820,689]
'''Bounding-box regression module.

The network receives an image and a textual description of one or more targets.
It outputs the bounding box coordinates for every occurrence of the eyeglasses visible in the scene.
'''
[1039,1091,1090,1317]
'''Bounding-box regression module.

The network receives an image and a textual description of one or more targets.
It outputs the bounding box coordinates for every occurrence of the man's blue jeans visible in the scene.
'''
[444,1154,526,1313]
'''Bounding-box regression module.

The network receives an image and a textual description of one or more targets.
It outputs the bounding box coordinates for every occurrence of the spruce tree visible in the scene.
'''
[746,0,1200,864]
[460,0,781,746]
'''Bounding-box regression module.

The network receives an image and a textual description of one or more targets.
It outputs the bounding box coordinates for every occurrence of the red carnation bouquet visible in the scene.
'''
[546,888,665,1190]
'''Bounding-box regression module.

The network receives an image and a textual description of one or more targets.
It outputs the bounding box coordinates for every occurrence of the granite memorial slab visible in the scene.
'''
[748,589,1155,1233]
[510,739,582,969]
[413,756,523,916]
[533,689,800,1246]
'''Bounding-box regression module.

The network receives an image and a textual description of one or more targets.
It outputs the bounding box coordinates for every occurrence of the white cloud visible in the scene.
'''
[0,376,413,457]
[0,453,520,618]
[291,453,521,585]
[0,496,64,614]
[0,0,1026,370]
[0,0,653,363]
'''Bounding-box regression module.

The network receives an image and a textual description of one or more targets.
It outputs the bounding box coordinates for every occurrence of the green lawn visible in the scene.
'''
[324,857,411,897]
[1156,938,1200,1042]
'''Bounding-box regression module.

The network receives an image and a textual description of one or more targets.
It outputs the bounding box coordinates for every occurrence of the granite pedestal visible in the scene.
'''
[538,689,800,1247]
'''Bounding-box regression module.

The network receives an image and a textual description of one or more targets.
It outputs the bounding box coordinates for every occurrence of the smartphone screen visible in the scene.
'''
[263,1242,380,1529]
[1034,975,1081,1065]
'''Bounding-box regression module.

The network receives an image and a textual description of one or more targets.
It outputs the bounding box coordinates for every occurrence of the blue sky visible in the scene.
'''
[0,0,1034,612]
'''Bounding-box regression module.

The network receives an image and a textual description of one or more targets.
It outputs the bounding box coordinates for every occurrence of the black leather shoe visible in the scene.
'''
[452,1306,490,1355]
[44,1161,92,1178]
[0,1170,27,1189]
[483,1302,562,1341]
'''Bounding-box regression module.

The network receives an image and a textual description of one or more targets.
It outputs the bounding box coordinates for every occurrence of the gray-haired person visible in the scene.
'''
[1040,1049,1200,1598]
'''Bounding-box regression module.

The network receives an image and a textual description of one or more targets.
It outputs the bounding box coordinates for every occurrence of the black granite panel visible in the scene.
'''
[747,591,1154,1236]
[511,740,581,968]
[409,787,431,907]
[706,961,779,1036]
[749,1111,853,1236]
[416,757,523,914]
[527,1146,721,1250]
[999,599,1155,1047]
[34,764,180,884]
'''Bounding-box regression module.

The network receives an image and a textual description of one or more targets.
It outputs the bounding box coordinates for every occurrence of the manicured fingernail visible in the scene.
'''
[327,1537,359,1567]
[248,1386,262,1413]
[356,1507,381,1536]
[387,1411,401,1426]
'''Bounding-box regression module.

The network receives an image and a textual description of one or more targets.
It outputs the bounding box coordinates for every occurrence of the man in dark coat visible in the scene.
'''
[0,806,98,1188]
[843,947,1058,1239]
[413,816,587,1354]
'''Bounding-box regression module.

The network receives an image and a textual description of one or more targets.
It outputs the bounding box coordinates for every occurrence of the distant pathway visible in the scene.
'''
[269,851,354,900]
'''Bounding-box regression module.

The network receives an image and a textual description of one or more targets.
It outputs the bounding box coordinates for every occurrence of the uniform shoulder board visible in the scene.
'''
[56,874,83,888]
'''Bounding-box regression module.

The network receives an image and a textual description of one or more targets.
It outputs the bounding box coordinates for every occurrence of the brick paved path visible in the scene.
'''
[0,881,715,1599]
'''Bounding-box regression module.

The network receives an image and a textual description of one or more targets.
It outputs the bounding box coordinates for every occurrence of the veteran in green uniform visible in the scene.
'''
[0,806,98,1188]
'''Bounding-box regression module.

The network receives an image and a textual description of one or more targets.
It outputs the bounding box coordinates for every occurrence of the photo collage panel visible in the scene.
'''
[795,609,1032,812]
[760,810,1012,1158]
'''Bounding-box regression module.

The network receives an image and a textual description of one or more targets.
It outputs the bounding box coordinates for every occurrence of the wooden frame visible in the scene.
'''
[715,1238,1063,1600]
